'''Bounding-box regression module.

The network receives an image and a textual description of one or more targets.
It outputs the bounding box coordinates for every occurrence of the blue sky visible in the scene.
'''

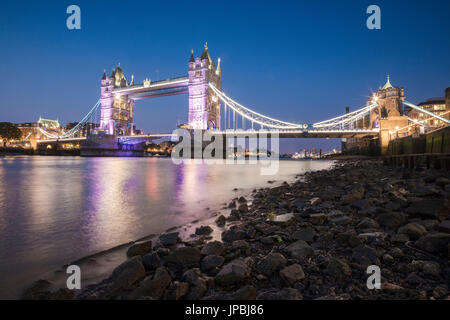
[0,0,449,152]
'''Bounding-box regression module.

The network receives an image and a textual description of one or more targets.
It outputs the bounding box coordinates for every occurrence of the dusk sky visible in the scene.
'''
[1,0,449,152]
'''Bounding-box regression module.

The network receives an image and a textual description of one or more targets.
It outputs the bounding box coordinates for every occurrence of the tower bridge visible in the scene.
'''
[35,42,450,156]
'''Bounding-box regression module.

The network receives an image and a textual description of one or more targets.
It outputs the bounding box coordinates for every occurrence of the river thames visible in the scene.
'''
[0,156,334,298]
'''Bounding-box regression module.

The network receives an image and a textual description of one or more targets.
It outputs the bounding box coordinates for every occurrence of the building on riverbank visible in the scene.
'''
[406,87,450,130]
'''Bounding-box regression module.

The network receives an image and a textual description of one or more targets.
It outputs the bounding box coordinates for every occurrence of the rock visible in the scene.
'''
[232,240,250,253]
[269,213,295,226]
[398,223,427,240]
[292,227,316,242]
[238,196,247,203]
[325,258,352,281]
[107,256,146,296]
[182,268,208,300]
[165,281,190,300]
[415,233,450,254]
[128,267,172,300]
[195,225,213,236]
[215,215,226,227]
[166,246,202,268]
[358,232,388,244]
[376,212,405,229]
[357,218,380,230]
[330,215,351,225]
[126,240,152,257]
[257,288,301,300]
[215,258,251,286]
[256,253,287,276]
[433,286,447,299]
[309,213,327,225]
[389,247,404,258]
[201,255,225,273]
[159,232,179,246]
[279,264,305,286]
[228,285,257,300]
[142,252,161,271]
[391,233,409,243]
[411,260,441,277]
[438,220,450,233]
[310,197,322,206]
[228,201,236,208]
[238,203,248,213]
[352,245,379,266]
[406,200,443,219]
[23,279,52,299]
[285,240,314,260]
[222,228,247,242]
[201,241,225,256]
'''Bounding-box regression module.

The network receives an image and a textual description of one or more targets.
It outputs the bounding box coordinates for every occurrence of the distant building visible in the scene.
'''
[65,122,98,137]
[406,87,450,129]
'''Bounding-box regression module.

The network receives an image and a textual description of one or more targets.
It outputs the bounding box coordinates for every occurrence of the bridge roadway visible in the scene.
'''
[36,128,380,144]
[113,76,188,100]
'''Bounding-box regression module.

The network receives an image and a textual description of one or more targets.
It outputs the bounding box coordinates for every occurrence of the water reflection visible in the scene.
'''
[0,157,334,298]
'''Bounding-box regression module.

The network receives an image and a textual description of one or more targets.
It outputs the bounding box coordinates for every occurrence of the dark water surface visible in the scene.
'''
[0,156,334,299]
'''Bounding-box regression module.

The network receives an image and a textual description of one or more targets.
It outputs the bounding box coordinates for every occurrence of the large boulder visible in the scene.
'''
[222,228,247,242]
[215,258,252,286]
[159,232,179,246]
[256,253,287,276]
[352,245,379,265]
[128,267,172,300]
[285,240,314,260]
[166,246,202,268]
[325,258,352,281]
[142,252,161,271]
[102,256,146,298]
[279,264,305,286]
[126,240,152,257]
[398,223,427,240]
[415,233,450,254]
[201,241,225,256]
[201,255,225,273]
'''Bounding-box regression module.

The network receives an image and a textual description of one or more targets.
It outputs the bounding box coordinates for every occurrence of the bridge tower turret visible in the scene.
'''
[370,75,408,153]
[100,64,135,135]
[100,69,115,134]
[188,43,222,130]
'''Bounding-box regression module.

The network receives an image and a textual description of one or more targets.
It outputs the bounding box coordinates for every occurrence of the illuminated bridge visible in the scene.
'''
[36,43,450,154]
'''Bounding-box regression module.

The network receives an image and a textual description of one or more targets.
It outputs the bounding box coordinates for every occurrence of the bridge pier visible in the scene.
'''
[81,133,145,157]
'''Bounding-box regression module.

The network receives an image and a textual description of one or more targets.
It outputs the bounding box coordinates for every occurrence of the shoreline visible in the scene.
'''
[23,159,450,300]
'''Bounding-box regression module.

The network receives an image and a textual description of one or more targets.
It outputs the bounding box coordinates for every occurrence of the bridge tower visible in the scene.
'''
[188,43,222,130]
[100,64,135,135]
[369,75,408,153]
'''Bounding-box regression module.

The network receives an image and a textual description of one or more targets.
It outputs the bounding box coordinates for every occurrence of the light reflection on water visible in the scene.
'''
[0,156,334,299]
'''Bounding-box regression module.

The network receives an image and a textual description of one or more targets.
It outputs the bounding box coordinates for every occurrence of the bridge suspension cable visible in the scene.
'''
[210,83,377,131]
[209,83,305,129]
[403,101,450,125]
[38,100,101,139]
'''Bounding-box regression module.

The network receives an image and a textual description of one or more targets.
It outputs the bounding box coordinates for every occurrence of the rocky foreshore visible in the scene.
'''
[24,159,450,300]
